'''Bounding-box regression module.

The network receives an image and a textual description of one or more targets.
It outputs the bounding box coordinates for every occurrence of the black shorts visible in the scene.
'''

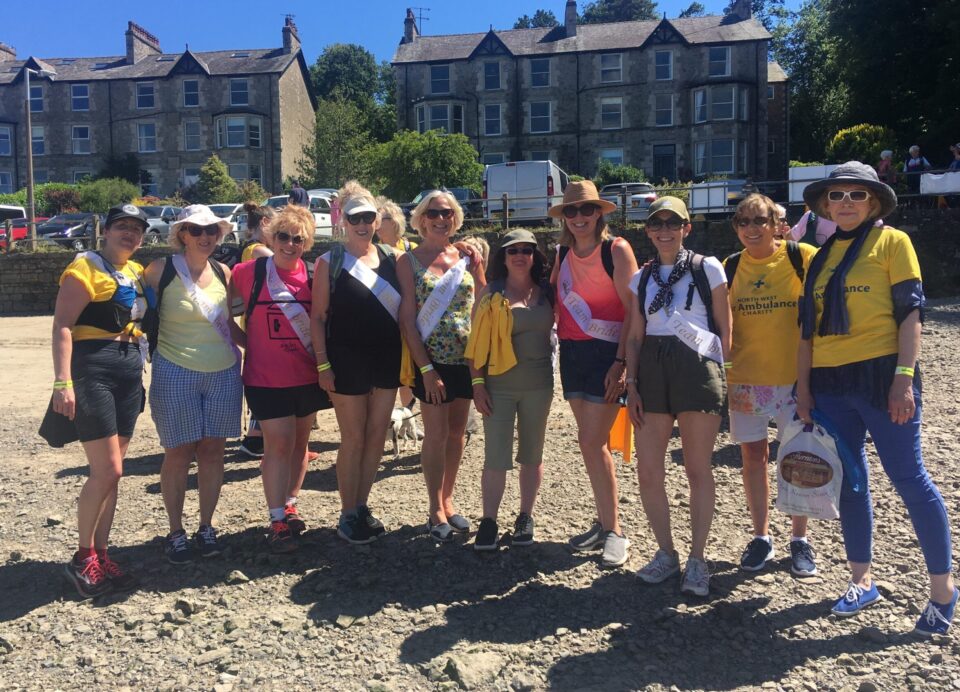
[559,338,624,404]
[72,340,145,442]
[245,383,330,421]
[328,343,401,396]
[412,362,473,404]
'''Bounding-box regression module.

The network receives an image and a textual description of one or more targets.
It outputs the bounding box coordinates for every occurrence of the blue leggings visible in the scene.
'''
[815,389,952,575]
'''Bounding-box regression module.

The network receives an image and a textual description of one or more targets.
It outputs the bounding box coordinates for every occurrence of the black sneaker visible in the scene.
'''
[337,514,376,545]
[357,505,385,537]
[193,525,223,558]
[789,540,818,576]
[474,517,499,551]
[740,537,774,572]
[513,512,535,546]
[64,555,113,599]
[165,529,197,565]
[238,436,264,459]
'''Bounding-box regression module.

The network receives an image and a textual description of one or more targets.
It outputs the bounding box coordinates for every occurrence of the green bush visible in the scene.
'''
[824,124,896,166]
[77,178,141,213]
[593,160,646,188]
[568,174,585,183]
[196,155,239,204]
[42,185,81,215]
[237,180,269,205]
[366,130,483,201]
[652,181,691,206]
[790,160,824,167]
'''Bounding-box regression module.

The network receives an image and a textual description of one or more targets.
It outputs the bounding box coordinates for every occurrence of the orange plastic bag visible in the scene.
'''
[607,407,634,464]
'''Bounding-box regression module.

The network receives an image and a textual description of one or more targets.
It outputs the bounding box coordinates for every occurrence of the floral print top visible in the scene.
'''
[728,383,795,418]
[410,252,474,365]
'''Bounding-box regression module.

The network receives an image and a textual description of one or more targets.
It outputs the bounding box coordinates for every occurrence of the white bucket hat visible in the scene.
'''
[170,204,233,235]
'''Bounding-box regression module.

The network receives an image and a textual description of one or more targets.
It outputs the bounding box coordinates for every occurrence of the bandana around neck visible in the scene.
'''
[648,247,693,315]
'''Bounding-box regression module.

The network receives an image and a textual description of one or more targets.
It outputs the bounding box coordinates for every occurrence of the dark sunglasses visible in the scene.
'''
[562,203,600,219]
[346,211,377,225]
[275,231,305,245]
[183,224,220,237]
[425,208,455,220]
[734,216,771,228]
[827,189,871,203]
[646,218,684,231]
[505,246,535,256]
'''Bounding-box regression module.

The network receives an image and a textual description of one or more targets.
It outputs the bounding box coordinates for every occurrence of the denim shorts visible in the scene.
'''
[72,340,144,442]
[559,338,622,404]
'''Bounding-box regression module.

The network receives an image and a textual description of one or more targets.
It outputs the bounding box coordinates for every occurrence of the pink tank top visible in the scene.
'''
[556,240,626,341]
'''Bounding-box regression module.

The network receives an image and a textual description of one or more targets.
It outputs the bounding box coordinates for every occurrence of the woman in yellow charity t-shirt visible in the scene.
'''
[724,193,818,577]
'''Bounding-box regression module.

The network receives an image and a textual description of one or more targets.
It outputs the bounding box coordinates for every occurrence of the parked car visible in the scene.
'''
[138,205,183,245]
[599,182,658,222]
[0,204,26,225]
[406,187,483,220]
[37,213,102,251]
[265,195,333,238]
[483,161,569,224]
[207,204,244,243]
[0,216,49,250]
[307,188,338,200]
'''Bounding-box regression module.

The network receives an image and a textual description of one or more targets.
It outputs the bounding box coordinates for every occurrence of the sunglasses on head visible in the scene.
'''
[735,216,771,228]
[646,217,684,231]
[505,246,535,256]
[346,211,377,225]
[827,189,871,203]
[562,203,600,219]
[425,208,454,220]
[183,224,220,237]
[275,231,305,245]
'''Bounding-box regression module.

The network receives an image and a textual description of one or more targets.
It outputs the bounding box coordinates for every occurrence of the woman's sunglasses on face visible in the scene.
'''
[275,231,305,245]
[735,216,770,228]
[183,224,220,237]
[425,208,454,220]
[827,189,871,203]
[346,211,377,225]
[646,217,684,231]
[506,246,535,256]
[562,203,599,219]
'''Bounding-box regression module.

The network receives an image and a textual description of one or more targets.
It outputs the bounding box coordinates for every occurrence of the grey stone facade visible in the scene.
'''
[0,19,315,198]
[393,2,775,182]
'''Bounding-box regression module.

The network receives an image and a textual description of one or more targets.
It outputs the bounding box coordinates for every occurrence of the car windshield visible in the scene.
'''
[208,205,237,218]
[266,197,289,209]
[602,184,653,195]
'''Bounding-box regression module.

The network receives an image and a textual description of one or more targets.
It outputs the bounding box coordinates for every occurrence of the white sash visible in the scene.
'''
[265,258,314,355]
[321,250,401,321]
[77,251,148,362]
[556,253,622,343]
[665,309,723,364]
[417,257,468,340]
[171,254,240,364]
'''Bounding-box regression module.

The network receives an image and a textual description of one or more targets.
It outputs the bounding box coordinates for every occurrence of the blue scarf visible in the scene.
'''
[800,220,875,339]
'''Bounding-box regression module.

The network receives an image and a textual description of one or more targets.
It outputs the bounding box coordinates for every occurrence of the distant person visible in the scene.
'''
[774,203,790,239]
[288,180,310,208]
[876,150,897,187]
[903,145,931,199]
[788,208,836,247]
[948,143,960,172]
[329,192,342,237]
[375,197,417,252]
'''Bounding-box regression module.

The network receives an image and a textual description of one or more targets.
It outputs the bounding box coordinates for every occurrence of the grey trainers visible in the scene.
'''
[637,548,681,584]
[569,520,604,551]
[680,557,711,597]
[600,531,630,568]
[789,540,818,576]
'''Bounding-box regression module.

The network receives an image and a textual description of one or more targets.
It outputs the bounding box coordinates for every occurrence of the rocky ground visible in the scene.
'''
[0,304,959,692]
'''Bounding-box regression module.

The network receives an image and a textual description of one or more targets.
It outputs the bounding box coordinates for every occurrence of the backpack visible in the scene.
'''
[799,212,820,247]
[636,253,718,336]
[244,256,313,322]
[558,238,615,279]
[723,240,804,285]
[325,242,397,296]
[211,240,255,269]
[143,257,227,355]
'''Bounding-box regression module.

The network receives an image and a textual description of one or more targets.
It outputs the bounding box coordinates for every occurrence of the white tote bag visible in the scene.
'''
[775,419,844,521]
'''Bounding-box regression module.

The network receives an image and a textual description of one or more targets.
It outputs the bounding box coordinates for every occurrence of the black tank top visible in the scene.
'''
[327,246,402,351]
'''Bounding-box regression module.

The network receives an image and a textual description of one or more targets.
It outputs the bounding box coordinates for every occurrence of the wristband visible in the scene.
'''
[613,357,626,365]
[723,361,733,370]
[471,377,485,386]
[316,363,332,373]
[53,380,73,389]
[894,365,915,378]
[419,363,435,374]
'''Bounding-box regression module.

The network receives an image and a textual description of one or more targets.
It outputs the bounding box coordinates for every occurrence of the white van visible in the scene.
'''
[483,161,568,223]
[265,195,334,237]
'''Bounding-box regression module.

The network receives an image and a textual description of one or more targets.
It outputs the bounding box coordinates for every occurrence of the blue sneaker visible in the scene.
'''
[193,525,223,558]
[165,529,196,565]
[831,581,882,617]
[914,588,959,638]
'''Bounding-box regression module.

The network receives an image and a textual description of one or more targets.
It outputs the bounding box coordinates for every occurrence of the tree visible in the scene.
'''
[236,179,269,205]
[195,155,238,204]
[297,97,374,190]
[514,9,559,28]
[310,44,379,107]
[367,130,483,202]
[678,2,705,17]
[97,153,146,186]
[580,0,658,24]
[824,124,896,165]
[593,160,646,188]
[77,178,141,213]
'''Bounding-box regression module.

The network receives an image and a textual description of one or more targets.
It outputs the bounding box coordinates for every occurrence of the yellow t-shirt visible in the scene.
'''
[726,242,817,386]
[807,227,921,368]
[60,255,145,341]
[241,242,266,263]
[390,237,417,252]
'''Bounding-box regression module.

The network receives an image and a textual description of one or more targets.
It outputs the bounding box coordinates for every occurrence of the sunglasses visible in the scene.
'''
[275,231,305,245]
[734,216,771,228]
[425,208,454,220]
[505,246,535,256]
[562,203,600,219]
[346,211,377,225]
[827,189,871,203]
[183,224,220,237]
[646,218,684,231]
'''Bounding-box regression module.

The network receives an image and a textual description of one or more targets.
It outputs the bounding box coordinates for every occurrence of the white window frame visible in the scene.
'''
[430,64,450,94]
[530,58,550,88]
[600,53,622,83]
[739,87,748,120]
[484,62,501,91]
[71,125,91,154]
[248,118,262,148]
[226,116,246,147]
[767,84,775,100]
[429,104,450,132]
[184,120,201,151]
[694,141,708,176]
[248,164,263,186]
[230,78,249,106]
[529,150,552,161]
[183,79,199,107]
[599,148,624,166]
[0,171,12,194]
[228,163,248,182]
[655,51,673,81]
[712,86,735,120]
[32,126,44,156]
[708,46,731,77]
[482,152,506,165]
[713,139,735,174]
[0,126,10,156]
[137,123,157,153]
[136,82,155,109]
[655,94,673,127]
[30,85,43,112]
[529,101,551,134]
[693,89,707,123]
[183,167,201,187]
[73,170,91,184]
[71,84,89,111]
[600,97,623,130]
[483,103,502,136]
[416,105,426,133]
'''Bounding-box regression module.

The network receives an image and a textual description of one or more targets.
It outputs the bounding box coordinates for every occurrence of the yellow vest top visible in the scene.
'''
[157,272,237,372]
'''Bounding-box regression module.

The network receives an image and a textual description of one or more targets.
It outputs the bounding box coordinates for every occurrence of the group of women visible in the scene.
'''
[48,165,955,637]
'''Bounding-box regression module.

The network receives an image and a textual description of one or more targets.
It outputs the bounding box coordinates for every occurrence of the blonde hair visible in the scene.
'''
[409,190,464,238]
[459,235,489,266]
[265,205,316,250]
[732,193,781,233]
[337,180,380,233]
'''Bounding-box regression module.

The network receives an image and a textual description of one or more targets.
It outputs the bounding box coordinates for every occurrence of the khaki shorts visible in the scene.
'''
[636,335,726,416]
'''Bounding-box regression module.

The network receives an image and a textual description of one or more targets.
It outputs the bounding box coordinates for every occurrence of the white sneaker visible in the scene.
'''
[636,548,681,584]
[601,531,630,568]
[680,556,711,597]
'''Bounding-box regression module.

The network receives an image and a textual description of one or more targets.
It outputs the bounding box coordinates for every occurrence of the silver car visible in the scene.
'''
[139,205,182,245]
[600,183,658,222]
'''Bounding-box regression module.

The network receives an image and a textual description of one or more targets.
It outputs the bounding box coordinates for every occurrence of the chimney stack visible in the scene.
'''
[729,0,752,21]
[0,43,16,62]
[565,0,578,38]
[403,8,419,44]
[125,21,161,64]
[282,15,301,54]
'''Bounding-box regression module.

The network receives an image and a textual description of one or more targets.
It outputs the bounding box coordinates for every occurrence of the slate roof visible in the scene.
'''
[767,61,788,83]
[393,15,771,64]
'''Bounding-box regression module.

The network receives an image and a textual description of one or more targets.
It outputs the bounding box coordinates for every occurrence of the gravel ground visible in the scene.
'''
[0,303,958,692]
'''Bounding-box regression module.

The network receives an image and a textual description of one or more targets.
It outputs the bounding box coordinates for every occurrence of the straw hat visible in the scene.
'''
[547,180,617,218]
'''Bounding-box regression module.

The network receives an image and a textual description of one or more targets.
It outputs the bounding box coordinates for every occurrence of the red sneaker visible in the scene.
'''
[268,520,297,553]
[284,504,307,536]
[64,555,113,599]
[100,555,140,592]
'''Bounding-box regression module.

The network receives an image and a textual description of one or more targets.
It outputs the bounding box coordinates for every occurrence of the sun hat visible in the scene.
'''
[547,180,617,218]
[500,229,537,248]
[646,196,690,222]
[802,160,897,219]
[104,203,148,231]
[170,204,233,235]
[341,196,377,216]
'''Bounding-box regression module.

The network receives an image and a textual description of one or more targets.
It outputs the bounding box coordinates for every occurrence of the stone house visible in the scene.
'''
[0,18,315,197]
[393,0,783,183]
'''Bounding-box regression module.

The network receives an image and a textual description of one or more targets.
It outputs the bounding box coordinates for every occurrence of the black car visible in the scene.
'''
[38,213,102,251]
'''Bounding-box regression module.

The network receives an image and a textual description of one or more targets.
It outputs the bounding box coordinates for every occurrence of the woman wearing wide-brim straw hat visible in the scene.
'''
[796,161,957,634]
[548,180,639,568]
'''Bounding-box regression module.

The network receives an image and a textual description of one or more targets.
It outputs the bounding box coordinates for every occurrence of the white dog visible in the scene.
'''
[387,407,420,459]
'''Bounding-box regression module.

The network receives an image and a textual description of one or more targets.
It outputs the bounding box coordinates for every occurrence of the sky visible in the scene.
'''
[3,0,801,68]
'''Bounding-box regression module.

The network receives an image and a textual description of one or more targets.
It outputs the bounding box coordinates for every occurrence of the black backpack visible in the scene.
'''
[557,238,615,278]
[143,257,227,355]
[724,240,804,285]
[636,253,718,336]
[211,239,255,269]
